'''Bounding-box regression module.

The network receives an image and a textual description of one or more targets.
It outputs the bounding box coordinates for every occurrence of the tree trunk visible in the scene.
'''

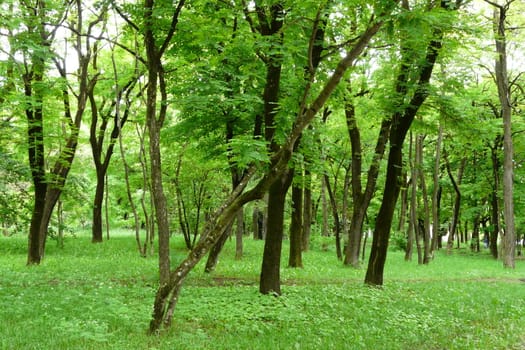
[431,125,443,253]
[419,145,431,264]
[89,72,135,243]
[344,107,391,267]
[302,169,312,251]
[25,63,47,265]
[365,1,449,284]
[235,207,244,260]
[406,133,417,262]
[471,214,481,252]
[288,182,303,268]
[260,171,293,294]
[491,3,515,268]
[324,174,342,260]
[143,0,185,285]
[92,172,106,243]
[204,220,234,273]
[321,176,330,237]
[445,151,466,252]
[26,0,94,262]
[489,137,501,259]
[366,139,404,285]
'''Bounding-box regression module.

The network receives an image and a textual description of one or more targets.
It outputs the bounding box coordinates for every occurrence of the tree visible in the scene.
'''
[485,0,517,268]
[148,2,392,331]
[365,0,461,286]
[12,0,105,264]
[114,0,186,284]
[89,45,139,243]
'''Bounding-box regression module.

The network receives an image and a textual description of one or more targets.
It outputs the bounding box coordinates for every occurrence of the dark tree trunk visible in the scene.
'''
[235,208,244,260]
[406,133,416,262]
[26,1,96,262]
[491,3,515,268]
[89,76,135,244]
[444,151,466,252]
[25,61,46,265]
[343,84,391,268]
[321,176,330,237]
[431,125,443,254]
[365,1,449,284]
[260,171,293,294]
[365,140,404,285]
[302,169,312,251]
[488,135,502,259]
[288,182,303,268]
[471,214,481,253]
[324,174,342,260]
[92,172,106,243]
[204,221,234,273]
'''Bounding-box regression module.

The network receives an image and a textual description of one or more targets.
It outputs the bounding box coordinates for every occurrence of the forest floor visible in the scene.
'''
[1,231,524,349]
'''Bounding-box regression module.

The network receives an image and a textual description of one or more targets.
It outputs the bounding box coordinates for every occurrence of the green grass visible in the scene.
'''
[1,232,524,349]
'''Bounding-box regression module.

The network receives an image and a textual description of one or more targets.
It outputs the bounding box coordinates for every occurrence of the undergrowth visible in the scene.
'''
[0,231,524,349]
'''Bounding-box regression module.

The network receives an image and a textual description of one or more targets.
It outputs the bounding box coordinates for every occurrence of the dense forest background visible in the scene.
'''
[0,0,524,333]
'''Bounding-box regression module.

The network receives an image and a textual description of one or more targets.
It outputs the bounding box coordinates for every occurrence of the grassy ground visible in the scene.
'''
[0,231,524,349]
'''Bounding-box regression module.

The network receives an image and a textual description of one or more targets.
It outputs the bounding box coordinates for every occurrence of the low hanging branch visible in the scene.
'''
[148,5,396,333]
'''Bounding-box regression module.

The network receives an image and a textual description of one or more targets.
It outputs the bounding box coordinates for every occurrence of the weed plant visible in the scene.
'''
[0,231,524,349]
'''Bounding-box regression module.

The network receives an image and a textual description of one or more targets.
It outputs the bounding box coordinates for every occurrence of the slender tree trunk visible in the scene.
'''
[491,3,515,268]
[143,0,185,285]
[365,1,450,284]
[445,152,466,252]
[25,64,47,265]
[92,171,106,243]
[324,174,342,260]
[489,137,501,259]
[289,182,303,268]
[366,139,404,285]
[471,214,481,252]
[235,208,244,260]
[204,221,234,273]
[397,172,409,232]
[302,169,312,251]
[321,176,330,237]
[344,108,391,267]
[419,146,431,264]
[406,133,416,262]
[26,0,94,261]
[119,119,143,256]
[431,125,443,253]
